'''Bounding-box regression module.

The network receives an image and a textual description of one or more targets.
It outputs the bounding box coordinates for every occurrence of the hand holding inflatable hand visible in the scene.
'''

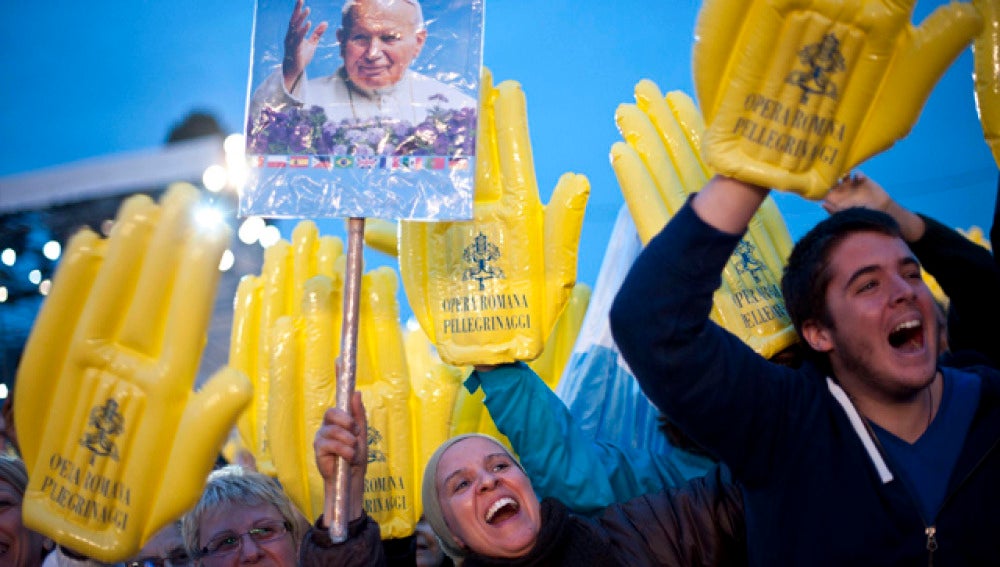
[612,81,797,358]
[233,222,415,535]
[15,184,252,562]
[399,69,590,366]
[694,0,981,197]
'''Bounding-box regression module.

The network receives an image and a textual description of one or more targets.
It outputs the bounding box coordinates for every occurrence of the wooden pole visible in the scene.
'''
[328,216,365,542]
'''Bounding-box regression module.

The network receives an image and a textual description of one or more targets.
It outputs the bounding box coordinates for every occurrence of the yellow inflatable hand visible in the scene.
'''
[363,218,399,257]
[399,68,590,366]
[694,0,981,198]
[974,0,1000,165]
[612,82,798,359]
[230,222,344,477]
[527,283,591,390]
[403,323,464,517]
[232,221,416,537]
[14,184,252,562]
[450,387,513,453]
[352,267,415,539]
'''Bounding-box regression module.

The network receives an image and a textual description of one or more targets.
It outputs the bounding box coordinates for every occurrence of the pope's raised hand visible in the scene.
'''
[282,0,328,91]
[611,81,798,358]
[399,68,590,366]
[694,0,981,198]
[14,184,252,562]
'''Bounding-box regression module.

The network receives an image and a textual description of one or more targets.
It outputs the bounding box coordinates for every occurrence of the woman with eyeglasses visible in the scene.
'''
[180,466,305,567]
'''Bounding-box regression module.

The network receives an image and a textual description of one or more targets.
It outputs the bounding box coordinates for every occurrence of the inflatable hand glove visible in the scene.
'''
[270,263,415,536]
[527,283,591,390]
[14,184,252,562]
[352,267,415,538]
[611,82,798,359]
[231,221,344,477]
[974,0,1000,165]
[693,0,981,197]
[403,324,464,517]
[399,68,590,366]
[450,386,514,454]
[363,218,399,256]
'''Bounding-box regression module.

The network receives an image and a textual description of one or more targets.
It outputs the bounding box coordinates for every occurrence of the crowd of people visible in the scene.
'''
[6,173,994,566]
[7,0,1000,565]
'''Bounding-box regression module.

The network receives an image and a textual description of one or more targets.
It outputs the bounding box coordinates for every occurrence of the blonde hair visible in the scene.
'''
[0,455,28,495]
[181,465,304,557]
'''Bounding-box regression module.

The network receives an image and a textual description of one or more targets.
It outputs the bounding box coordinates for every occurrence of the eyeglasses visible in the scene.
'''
[114,550,192,567]
[198,520,291,559]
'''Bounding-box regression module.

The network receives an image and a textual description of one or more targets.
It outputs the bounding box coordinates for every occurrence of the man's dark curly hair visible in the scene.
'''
[782,207,903,337]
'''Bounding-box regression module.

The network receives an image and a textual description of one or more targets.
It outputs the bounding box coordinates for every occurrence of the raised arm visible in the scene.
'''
[302,392,386,567]
[467,363,713,516]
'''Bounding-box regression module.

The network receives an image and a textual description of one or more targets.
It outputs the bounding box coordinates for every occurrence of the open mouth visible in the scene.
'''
[888,319,924,352]
[485,497,519,524]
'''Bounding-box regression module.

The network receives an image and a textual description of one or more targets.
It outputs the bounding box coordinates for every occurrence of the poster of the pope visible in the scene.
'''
[243,0,483,220]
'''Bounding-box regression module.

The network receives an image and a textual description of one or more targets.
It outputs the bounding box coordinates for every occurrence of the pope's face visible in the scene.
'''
[337,0,426,90]
[435,437,541,559]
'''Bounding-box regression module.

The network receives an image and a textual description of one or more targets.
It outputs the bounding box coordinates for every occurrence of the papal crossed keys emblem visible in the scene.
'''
[80,399,124,465]
[731,239,767,284]
[463,232,505,291]
[366,425,387,464]
[786,33,846,104]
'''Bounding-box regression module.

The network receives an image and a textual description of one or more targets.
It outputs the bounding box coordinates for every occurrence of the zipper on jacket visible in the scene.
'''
[925,526,937,566]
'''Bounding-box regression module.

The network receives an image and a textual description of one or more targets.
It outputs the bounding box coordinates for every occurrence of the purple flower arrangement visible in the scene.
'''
[246,104,477,157]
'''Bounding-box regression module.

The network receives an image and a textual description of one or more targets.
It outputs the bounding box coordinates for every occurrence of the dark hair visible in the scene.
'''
[782,207,902,337]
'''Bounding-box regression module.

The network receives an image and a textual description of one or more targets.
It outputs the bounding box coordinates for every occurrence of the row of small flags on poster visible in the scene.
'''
[249,155,470,170]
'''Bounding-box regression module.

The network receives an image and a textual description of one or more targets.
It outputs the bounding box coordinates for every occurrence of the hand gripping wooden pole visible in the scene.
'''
[328,217,365,543]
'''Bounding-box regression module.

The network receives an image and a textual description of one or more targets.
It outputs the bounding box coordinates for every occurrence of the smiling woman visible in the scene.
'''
[181,466,307,567]
[303,398,747,567]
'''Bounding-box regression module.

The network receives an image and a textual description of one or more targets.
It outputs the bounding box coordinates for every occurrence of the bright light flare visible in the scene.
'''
[238,216,266,244]
[1,249,14,266]
[194,205,226,232]
[203,165,228,193]
[43,240,61,260]
[219,249,235,272]
[259,225,282,248]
